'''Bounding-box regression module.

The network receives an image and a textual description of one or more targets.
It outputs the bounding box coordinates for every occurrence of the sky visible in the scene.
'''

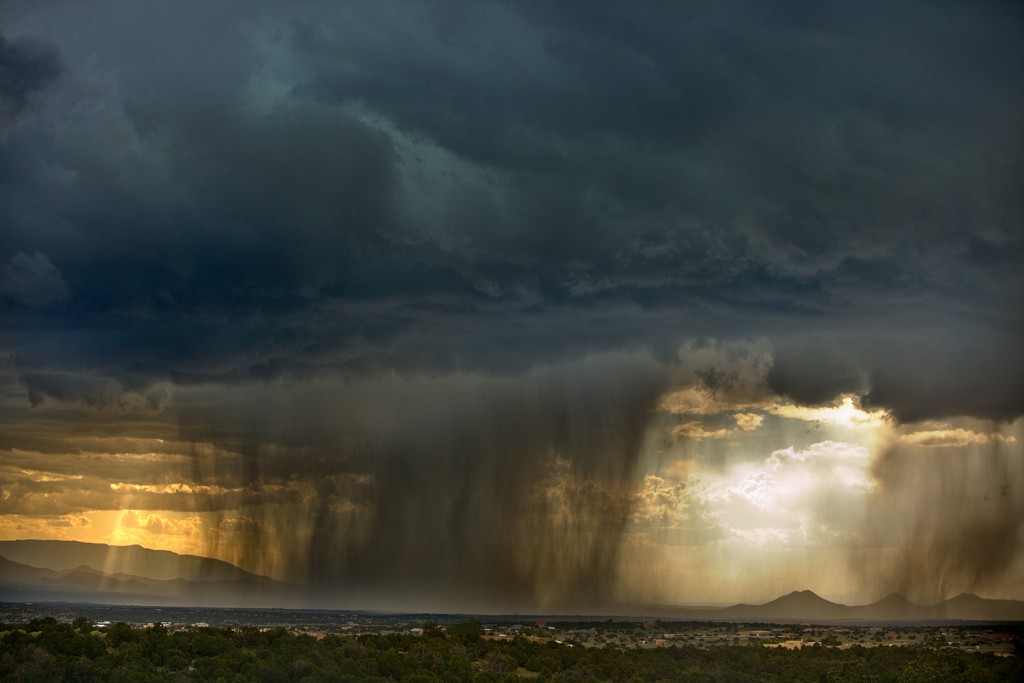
[1,1,1022,613]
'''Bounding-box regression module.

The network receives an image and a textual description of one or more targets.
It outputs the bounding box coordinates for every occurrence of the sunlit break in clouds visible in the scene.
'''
[1,1,1022,613]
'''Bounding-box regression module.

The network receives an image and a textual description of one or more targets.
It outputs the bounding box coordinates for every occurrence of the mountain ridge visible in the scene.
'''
[0,541,295,608]
[0,539,267,583]
[2,542,1023,620]
[706,589,1024,622]
[0,553,296,608]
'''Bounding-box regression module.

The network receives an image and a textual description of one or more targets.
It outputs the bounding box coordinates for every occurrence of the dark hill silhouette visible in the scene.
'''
[717,590,847,620]
[846,593,929,620]
[0,542,296,607]
[0,540,263,582]
[0,555,58,583]
[705,589,1024,621]
[936,593,1024,621]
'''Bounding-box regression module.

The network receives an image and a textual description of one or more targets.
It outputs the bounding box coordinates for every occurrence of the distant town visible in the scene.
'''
[1,601,1020,658]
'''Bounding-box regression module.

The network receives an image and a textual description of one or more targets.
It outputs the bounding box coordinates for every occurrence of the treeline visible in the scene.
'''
[1,617,1020,682]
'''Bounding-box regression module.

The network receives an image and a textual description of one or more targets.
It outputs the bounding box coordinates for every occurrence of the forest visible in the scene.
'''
[1,617,1021,683]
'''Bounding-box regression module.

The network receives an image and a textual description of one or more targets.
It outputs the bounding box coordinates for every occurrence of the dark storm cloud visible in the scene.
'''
[0,28,63,123]
[767,336,866,406]
[767,319,1024,422]
[0,251,70,308]
[859,318,1024,423]
[1,0,1020,423]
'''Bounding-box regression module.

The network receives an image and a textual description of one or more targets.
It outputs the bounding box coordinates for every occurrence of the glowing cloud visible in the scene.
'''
[898,428,1017,448]
[633,474,688,526]
[733,412,764,431]
[658,387,734,416]
[671,421,733,440]
[766,396,889,429]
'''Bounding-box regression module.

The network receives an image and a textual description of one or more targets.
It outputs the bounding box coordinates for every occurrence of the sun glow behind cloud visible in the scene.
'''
[621,388,894,605]
[766,396,889,430]
[620,379,1024,606]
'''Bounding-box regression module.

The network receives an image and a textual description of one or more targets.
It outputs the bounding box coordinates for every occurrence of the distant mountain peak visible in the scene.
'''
[768,589,838,606]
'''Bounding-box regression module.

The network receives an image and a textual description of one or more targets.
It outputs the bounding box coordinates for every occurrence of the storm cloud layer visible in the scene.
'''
[1,1,1022,610]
